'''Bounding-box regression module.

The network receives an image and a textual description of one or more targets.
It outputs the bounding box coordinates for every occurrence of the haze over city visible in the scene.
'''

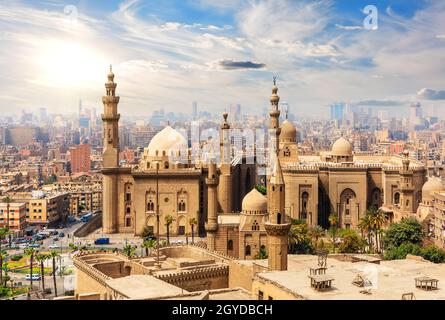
[1,0,445,117]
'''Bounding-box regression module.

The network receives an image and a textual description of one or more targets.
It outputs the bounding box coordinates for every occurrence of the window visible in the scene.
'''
[258,291,264,300]
[227,240,233,250]
[125,217,131,227]
[126,193,131,202]
[277,213,282,224]
[394,192,400,205]
[178,200,186,212]
[252,221,259,231]
[178,226,185,235]
[126,207,131,214]
[245,245,251,256]
[147,200,154,212]
[345,209,350,216]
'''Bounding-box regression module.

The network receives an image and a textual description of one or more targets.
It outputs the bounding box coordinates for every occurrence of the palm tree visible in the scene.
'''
[141,239,156,256]
[328,214,339,253]
[0,250,8,287]
[164,215,176,245]
[49,250,59,297]
[189,218,197,244]
[308,226,325,249]
[35,253,48,292]
[123,244,136,258]
[363,206,388,253]
[24,247,36,290]
[2,197,12,248]
[358,214,373,253]
[0,228,10,286]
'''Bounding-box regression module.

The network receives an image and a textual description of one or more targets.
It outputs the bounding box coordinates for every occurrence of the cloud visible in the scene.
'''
[436,35,445,39]
[214,59,266,70]
[355,100,406,107]
[417,88,445,100]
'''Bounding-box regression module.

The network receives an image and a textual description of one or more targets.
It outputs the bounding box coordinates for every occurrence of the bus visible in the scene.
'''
[80,212,93,222]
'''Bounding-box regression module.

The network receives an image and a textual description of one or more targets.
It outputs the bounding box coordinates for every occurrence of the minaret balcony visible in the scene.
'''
[101,114,121,121]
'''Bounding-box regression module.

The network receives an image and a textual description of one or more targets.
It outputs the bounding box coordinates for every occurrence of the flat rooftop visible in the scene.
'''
[255,255,445,300]
[106,275,185,300]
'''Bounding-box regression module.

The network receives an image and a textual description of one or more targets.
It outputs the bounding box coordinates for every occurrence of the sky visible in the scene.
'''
[0,0,444,118]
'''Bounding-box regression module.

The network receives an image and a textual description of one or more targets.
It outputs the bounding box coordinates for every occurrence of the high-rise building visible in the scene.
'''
[192,101,198,120]
[70,144,91,174]
[330,103,344,121]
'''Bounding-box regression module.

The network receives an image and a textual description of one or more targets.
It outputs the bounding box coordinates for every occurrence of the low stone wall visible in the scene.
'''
[74,213,102,237]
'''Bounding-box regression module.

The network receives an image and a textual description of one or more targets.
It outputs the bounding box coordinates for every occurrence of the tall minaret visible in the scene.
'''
[269,77,281,157]
[102,66,120,234]
[205,159,219,250]
[265,79,291,271]
[218,112,232,213]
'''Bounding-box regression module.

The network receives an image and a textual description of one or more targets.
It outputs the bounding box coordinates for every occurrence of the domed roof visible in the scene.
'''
[280,119,296,142]
[422,177,444,201]
[242,188,267,213]
[332,137,353,156]
[147,126,187,157]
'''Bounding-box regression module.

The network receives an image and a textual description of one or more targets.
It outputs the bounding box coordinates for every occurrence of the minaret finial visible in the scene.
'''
[273,76,277,86]
[110,64,112,72]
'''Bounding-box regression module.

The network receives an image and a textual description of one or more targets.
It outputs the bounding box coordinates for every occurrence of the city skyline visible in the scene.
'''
[0,0,444,117]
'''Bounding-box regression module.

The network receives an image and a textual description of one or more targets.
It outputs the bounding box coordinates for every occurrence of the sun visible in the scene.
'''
[35,40,107,88]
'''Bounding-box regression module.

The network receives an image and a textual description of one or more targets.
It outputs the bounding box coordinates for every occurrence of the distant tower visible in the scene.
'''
[218,112,232,213]
[102,66,120,233]
[205,159,219,250]
[265,79,291,271]
[399,150,415,214]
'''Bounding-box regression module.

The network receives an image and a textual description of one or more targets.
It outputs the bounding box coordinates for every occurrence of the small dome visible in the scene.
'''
[147,126,187,157]
[280,119,296,143]
[332,137,353,156]
[422,177,444,201]
[242,188,267,213]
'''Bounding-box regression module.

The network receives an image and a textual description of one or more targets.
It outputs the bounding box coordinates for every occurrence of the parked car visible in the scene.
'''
[25,274,41,281]
[94,238,110,245]
[59,232,65,238]
[49,243,59,249]
[28,243,40,248]
[18,244,28,249]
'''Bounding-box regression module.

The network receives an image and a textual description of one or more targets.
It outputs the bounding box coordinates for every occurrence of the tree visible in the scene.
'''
[0,250,8,287]
[254,247,268,259]
[367,206,388,253]
[164,215,176,245]
[328,214,339,253]
[36,253,48,292]
[189,218,197,244]
[0,228,10,286]
[384,242,422,260]
[2,197,12,248]
[141,226,155,239]
[383,217,424,250]
[308,226,325,249]
[68,242,78,252]
[420,245,445,264]
[358,214,373,252]
[141,239,156,256]
[255,185,267,195]
[49,250,59,297]
[123,244,137,258]
[288,220,314,254]
[338,229,366,253]
[24,247,36,289]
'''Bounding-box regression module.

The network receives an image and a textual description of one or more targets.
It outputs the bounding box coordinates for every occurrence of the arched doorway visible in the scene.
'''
[371,188,382,207]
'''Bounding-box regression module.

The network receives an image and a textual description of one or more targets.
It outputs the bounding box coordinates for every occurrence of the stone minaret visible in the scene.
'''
[205,159,219,250]
[265,79,291,271]
[102,66,120,233]
[400,150,415,214]
[218,112,232,213]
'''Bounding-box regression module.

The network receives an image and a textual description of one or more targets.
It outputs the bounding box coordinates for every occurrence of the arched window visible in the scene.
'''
[126,207,131,214]
[178,200,186,212]
[394,192,400,205]
[252,221,259,231]
[245,245,251,256]
[147,200,154,212]
[227,240,233,250]
[277,213,282,224]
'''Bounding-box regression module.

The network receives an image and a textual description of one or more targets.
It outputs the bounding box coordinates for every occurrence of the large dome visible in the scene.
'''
[280,119,297,143]
[147,126,188,157]
[242,188,267,213]
[332,137,353,156]
[422,177,444,201]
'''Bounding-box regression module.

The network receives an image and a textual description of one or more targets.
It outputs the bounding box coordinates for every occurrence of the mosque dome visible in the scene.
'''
[280,119,297,143]
[242,188,267,213]
[332,137,353,156]
[422,177,444,201]
[147,126,188,157]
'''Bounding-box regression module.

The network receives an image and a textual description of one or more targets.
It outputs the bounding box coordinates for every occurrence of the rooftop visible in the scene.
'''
[254,255,445,300]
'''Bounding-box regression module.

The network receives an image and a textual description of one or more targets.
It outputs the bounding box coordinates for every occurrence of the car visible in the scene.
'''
[49,243,59,249]
[28,243,40,248]
[94,238,110,245]
[18,244,28,249]
[59,232,65,238]
[25,274,41,281]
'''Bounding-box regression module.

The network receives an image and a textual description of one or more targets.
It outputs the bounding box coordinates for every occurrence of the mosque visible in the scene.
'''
[101,68,430,260]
